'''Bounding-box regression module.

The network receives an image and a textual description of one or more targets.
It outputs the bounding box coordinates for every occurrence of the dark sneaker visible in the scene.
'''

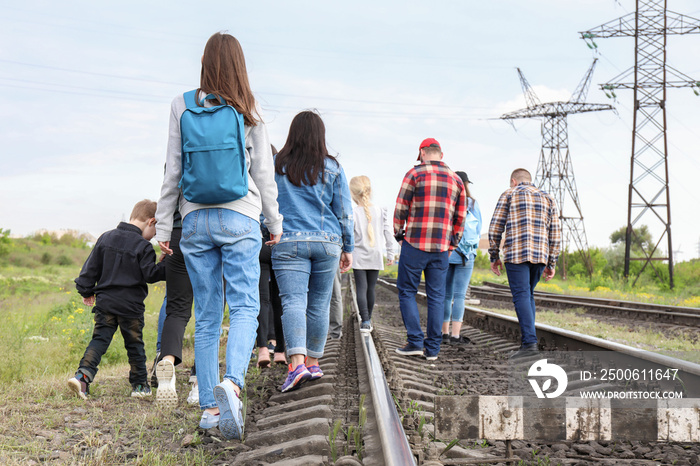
[423,350,438,361]
[359,321,373,333]
[449,335,472,345]
[281,364,312,392]
[155,359,178,408]
[394,343,424,356]
[307,364,324,381]
[131,384,152,398]
[67,374,90,400]
[149,352,160,388]
[213,379,244,440]
[442,333,450,343]
[509,343,539,359]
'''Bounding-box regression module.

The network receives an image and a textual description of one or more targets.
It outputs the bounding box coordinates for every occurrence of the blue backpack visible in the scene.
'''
[455,198,481,259]
[178,90,248,204]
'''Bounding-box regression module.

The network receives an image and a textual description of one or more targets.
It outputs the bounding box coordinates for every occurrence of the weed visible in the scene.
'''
[328,419,343,463]
[440,438,463,456]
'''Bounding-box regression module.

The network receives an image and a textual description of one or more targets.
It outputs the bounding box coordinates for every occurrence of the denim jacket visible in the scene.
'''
[275,157,354,252]
[449,198,482,265]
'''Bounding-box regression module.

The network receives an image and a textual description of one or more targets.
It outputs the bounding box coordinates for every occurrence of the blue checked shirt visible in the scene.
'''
[488,182,561,268]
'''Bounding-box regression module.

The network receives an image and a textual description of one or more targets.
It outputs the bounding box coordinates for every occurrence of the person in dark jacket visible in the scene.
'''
[67,199,166,399]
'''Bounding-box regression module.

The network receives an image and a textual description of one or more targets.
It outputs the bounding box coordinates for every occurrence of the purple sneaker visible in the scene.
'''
[281,364,312,392]
[67,374,90,400]
[307,364,324,381]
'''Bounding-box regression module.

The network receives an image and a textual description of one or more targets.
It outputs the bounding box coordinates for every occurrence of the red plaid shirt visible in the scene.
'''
[393,161,466,253]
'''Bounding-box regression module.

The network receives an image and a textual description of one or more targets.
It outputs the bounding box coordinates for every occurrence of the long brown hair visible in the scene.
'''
[275,111,337,187]
[199,32,259,126]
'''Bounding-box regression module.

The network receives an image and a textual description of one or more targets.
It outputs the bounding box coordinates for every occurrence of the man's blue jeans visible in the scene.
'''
[272,240,341,359]
[180,209,261,410]
[397,241,449,356]
[504,262,546,346]
[443,258,475,323]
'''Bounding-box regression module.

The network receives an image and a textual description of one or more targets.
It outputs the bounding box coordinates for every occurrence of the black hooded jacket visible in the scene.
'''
[75,222,165,317]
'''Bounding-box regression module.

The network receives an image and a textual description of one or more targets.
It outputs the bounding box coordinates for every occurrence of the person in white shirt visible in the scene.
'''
[349,176,396,332]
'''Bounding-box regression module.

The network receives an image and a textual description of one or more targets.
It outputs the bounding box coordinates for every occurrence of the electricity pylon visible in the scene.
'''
[581,0,700,289]
[501,59,613,279]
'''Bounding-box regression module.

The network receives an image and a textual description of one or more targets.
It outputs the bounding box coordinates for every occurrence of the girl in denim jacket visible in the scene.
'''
[442,171,482,345]
[272,111,354,392]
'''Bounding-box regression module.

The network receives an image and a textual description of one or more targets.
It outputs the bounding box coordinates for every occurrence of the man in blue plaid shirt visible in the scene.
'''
[488,168,561,359]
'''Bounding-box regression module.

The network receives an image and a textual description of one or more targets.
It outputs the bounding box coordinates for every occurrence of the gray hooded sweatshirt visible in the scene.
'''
[155,91,283,242]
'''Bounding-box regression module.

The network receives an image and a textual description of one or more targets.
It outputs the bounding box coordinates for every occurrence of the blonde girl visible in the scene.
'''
[349,176,396,332]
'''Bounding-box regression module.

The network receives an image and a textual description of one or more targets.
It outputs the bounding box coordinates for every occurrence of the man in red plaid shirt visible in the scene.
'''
[393,138,466,360]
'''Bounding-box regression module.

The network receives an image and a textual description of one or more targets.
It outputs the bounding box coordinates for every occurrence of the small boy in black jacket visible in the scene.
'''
[68,200,166,399]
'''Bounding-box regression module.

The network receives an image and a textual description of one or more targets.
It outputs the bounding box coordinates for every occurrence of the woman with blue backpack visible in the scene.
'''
[442,171,482,345]
[155,32,283,440]
[272,110,354,393]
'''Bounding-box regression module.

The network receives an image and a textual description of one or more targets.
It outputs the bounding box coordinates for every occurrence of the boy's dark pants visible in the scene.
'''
[77,309,147,386]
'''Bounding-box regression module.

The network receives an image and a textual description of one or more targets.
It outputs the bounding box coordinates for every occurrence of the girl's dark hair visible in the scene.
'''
[199,32,259,126]
[275,111,337,187]
[455,171,473,201]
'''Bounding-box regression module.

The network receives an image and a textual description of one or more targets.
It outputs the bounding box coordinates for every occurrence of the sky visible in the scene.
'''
[1,0,699,261]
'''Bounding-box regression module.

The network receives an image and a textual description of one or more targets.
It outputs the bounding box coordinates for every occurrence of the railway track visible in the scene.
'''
[219,276,699,464]
[370,279,700,464]
[471,280,700,329]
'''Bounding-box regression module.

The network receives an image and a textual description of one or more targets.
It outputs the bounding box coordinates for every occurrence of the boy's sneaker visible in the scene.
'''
[450,335,472,345]
[442,334,450,343]
[394,343,424,356]
[424,350,438,361]
[359,321,373,333]
[213,379,243,440]
[307,364,324,381]
[199,411,219,429]
[155,359,178,408]
[131,384,152,397]
[67,374,90,400]
[186,381,199,405]
[281,364,312,393]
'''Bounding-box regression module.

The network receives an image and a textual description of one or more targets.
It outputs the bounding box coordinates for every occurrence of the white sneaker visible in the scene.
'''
[155,359,178,408]
[186,381,199,405]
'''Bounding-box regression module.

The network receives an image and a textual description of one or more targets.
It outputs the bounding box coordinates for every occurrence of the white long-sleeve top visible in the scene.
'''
[352,205,396,270]
[155,90,283,242]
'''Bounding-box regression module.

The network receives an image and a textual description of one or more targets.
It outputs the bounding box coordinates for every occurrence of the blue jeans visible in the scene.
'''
[505,262,546,346]
[397,241,449,356]
[272,241,341,359]
[443,258,475,323]
[180,209,261,410]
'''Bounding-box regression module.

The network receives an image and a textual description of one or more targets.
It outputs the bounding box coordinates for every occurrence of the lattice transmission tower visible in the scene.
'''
[581,0,700,289]
[501,60,613,279]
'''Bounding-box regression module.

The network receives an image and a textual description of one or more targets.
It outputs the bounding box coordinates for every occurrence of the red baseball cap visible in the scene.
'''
[417,138,441,161]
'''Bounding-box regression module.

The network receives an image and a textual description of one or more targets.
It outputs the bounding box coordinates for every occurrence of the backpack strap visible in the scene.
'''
[183,90,198,109]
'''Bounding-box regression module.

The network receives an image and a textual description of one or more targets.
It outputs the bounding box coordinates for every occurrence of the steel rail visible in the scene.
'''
[350,277,416,466]
[378,278,700,397]
[476,281,700,316]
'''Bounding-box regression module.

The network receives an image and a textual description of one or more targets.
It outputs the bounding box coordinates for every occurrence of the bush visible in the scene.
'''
[474,249,490,270]
[56,255,73,266]
[0,228,12,258]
